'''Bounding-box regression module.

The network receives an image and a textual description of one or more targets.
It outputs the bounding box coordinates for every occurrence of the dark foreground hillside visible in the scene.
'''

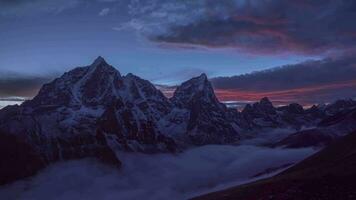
[192,131,356,200]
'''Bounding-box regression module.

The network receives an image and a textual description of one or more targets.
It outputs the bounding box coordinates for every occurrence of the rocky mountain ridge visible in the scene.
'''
[1,57,356,185]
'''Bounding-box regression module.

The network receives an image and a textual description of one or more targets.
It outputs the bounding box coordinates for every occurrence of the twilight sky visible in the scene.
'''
[1,0,356,104]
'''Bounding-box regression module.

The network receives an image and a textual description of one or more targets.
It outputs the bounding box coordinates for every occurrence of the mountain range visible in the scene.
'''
[1,57,356,186]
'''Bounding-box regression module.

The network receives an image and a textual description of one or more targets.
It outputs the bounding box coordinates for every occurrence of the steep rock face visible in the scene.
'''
[277,103,322,129]
[279,103,304,114]
[24,56,123,108]
[96,73,176,153]
[122,73,172,118]
[241,97,280,128]
[171,74,240,145]
[172,74,221,109]
[305,105,327,119]
[240,98,327,130]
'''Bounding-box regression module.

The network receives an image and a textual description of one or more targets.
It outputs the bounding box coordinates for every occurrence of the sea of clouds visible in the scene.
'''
[0,100,23,109]
[0,144,316,200]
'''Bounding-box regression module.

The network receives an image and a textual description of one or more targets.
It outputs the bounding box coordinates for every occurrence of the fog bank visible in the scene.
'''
[0,145,316,200]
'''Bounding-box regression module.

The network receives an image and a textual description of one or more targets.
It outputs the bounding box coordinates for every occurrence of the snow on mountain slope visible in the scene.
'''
[96,73,176,153]
[1,57,356,186]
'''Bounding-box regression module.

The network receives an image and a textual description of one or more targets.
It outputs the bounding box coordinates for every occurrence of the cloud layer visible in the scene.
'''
[151,0,356,55]
[3,0,356,56]
[211,55,356,104]
[212,56,356,91]
[0,144,315,200]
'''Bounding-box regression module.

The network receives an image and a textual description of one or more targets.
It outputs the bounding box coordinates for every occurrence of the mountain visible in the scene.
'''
[23,56,122,108]
[1,57,356,186]
[239,98,326,130]
[192,130,356,200]
[171,73,240,145]
[0,57,123,184]
[0,57,240,185]
[274,106,356,148]
[323,99,356,115]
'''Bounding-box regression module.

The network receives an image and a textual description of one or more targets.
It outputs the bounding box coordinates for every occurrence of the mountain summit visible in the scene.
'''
[172,73,220,108]
[92,56,109,66]
[25,56,122,108]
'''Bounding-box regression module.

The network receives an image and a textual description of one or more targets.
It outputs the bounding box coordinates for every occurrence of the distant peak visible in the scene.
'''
[92,56,108,67]
[96,56,105,61]
[199,73,208,80]
[171,72,218,107]
[260,97,271,104]
[187,73,207,84]
[189,73,208,86]
[85,56,122,79]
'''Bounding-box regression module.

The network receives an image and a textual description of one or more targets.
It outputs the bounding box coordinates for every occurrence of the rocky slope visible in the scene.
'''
[274,106,356,148]
[171,74,240,145]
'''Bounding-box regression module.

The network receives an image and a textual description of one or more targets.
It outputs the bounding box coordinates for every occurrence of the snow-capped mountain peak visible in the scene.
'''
[171,73,221,109]
[168,74,240,145]
[25,57,124,108]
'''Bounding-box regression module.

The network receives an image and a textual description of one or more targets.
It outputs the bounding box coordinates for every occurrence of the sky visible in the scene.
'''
[1,0,356,105]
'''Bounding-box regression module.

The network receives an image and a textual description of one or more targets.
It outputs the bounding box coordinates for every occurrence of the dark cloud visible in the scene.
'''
[211,55,356,91]
[0,72,54,98]
[151,0,356,55]
[210,55,356,104]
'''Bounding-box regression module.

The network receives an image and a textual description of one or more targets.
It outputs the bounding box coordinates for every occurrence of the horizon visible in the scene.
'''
[1,56,355,110]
